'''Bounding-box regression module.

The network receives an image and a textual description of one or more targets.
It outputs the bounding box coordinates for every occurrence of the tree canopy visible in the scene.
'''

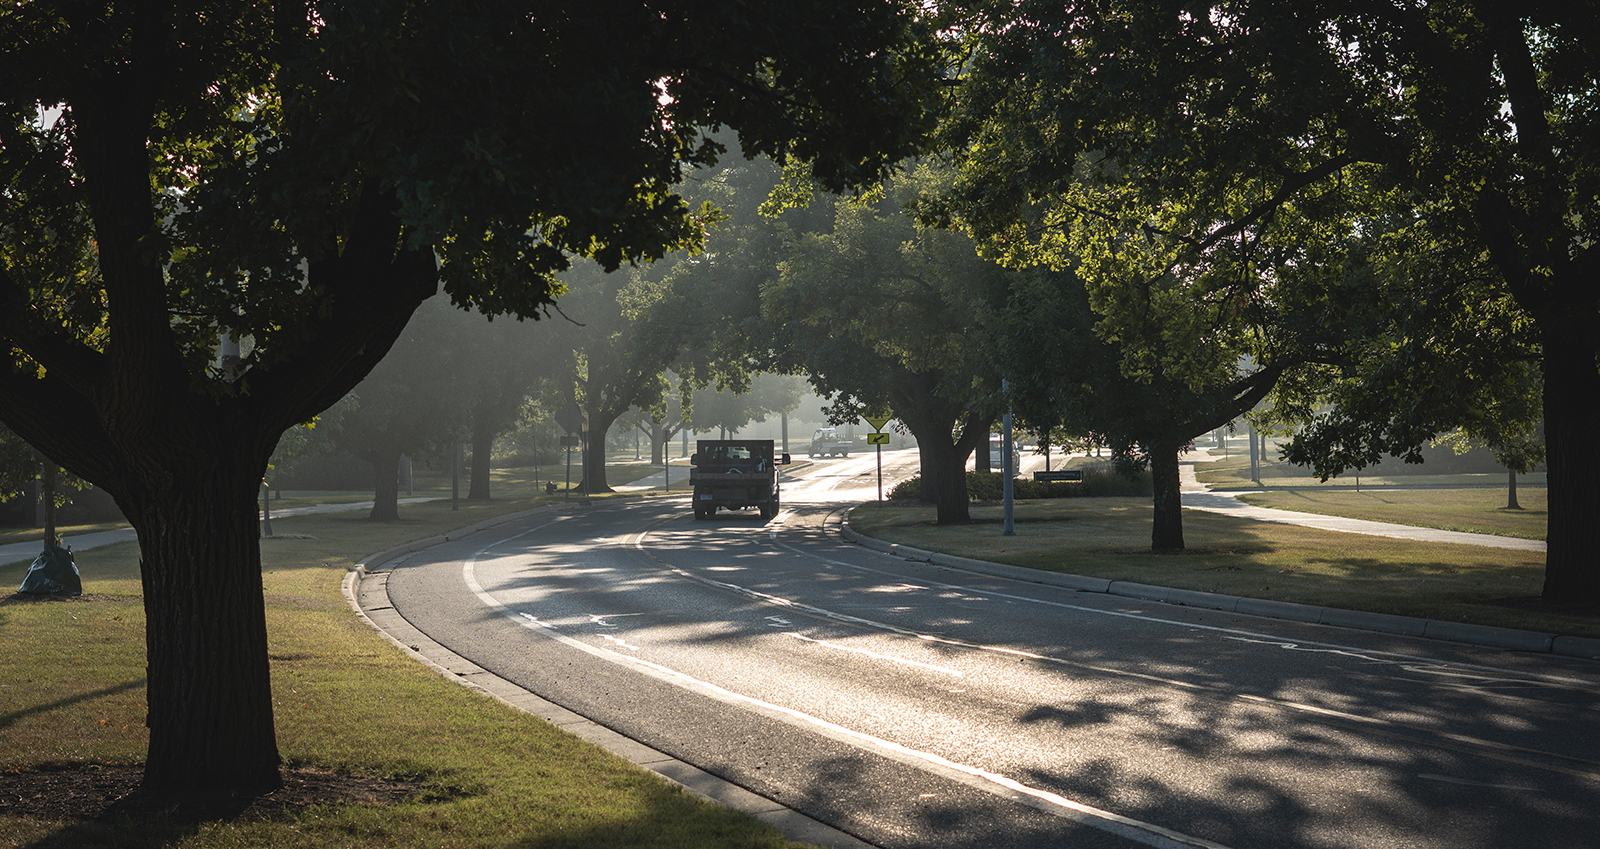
[0,0,951,791]
[766,164,1011,523]
[933,0,1593,598]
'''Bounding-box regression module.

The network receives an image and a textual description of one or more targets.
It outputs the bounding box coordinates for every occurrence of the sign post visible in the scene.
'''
[864,414,893,501]
[556,403,585,501]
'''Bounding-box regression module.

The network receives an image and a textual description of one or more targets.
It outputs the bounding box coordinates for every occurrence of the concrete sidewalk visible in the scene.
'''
[1177,448,1545,552]
[1,497,436,568]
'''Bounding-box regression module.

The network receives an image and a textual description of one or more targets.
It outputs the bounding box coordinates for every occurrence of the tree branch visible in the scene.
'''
[0,266,108,394]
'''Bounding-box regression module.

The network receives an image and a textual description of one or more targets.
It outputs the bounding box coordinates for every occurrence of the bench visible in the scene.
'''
[1033,469,1084,482]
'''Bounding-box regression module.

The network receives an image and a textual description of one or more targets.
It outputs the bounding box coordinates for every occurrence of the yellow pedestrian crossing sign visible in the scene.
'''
[864,414,893,432]
[867,433,891,445]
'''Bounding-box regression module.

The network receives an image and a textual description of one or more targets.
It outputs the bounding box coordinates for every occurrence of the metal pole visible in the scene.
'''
[261,480,272,537]
[1249,423,1260,483]
[1002,403,1015,536]
[876,442,883,501]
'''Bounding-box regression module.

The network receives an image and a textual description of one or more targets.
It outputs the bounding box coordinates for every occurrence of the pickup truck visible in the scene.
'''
[808,427,852,458]
[689,439,791,520]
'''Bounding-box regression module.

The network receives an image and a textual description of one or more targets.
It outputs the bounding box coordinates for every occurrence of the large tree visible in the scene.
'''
[634,373,808,464]
[0,0,947,792]
[688,375,810,439]
[612,150,821,472]
[561,259,710,493]
[999,266,1286,550]
[766,165,1010,523]
[936,1,1593,598]
[457,311,571,501]
[325,296,476,520]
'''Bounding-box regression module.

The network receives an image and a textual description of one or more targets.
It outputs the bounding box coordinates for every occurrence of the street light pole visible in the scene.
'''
[1002,384,1015,536]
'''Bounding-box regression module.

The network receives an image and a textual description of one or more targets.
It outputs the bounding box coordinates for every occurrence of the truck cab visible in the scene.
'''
[688,440,791,520]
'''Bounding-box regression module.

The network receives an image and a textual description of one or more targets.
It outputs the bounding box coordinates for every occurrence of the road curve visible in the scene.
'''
[367,454,1600,849]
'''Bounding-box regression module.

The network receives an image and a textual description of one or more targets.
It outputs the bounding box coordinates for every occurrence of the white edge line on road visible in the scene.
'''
[774,537,1600,694]
[635,523,1600,778]
[461,528,1236,849]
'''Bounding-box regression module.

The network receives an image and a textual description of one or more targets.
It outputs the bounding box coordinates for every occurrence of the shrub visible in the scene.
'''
[495,448,563,468]
[887,466,1151,502]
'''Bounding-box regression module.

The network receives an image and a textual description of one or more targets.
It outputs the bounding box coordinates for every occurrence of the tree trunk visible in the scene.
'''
[917,437,971,524]
[468,414,494,500]
[367,447,403,521]
[125,458,281,792]
[1150,443,1185,551]
[582,409,621,493]
[901,407,989,526]
[650,424,669,465]
[1538,319,1600,602]
[1506,467,1521,511]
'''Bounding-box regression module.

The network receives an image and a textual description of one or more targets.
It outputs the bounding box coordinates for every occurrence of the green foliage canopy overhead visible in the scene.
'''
[932,0,1596,599]
[0,0,953,792]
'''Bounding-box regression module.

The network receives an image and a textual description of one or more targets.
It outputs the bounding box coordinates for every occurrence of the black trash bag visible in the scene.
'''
[19,547,81,596]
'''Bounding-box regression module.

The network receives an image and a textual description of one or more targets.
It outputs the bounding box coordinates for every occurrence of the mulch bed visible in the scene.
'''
[0,763,420,824]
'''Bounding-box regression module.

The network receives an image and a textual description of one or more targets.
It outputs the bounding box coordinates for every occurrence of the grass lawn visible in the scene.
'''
[1193,450,1548,492]
[1236,488,1547,540]
[0,491,814,849]
[846,498,1598,640]
[1190,452,1548,540]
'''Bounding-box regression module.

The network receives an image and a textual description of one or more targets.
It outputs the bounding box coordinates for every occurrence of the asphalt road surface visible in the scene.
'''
[380,449,1600,849]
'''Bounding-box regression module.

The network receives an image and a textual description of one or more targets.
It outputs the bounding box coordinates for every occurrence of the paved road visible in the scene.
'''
[377,450,1600,849]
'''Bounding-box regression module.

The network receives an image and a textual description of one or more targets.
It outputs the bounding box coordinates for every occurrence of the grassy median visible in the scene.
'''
[1,476,815,849]
[846,496,1595,639]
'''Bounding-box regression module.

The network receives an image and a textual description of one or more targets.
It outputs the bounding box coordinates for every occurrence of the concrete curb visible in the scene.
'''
[838,514,1600,661]
[342,503,873,849]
